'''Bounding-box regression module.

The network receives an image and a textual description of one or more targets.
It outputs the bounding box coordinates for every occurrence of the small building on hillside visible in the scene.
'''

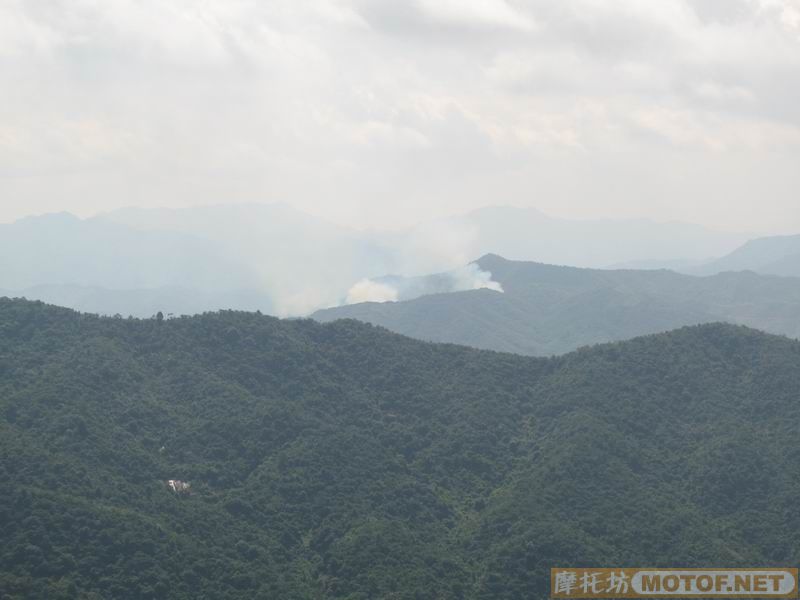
[166,479,191,494]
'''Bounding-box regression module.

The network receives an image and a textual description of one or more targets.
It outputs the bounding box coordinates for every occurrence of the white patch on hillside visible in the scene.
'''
[455,263,504,293]
[344,263,502,305]
[346,279,399,304]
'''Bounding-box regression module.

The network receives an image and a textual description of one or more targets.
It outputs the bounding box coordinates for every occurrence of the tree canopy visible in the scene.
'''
[2,297,799,599]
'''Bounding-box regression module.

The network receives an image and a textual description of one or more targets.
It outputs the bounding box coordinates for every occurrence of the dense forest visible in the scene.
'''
[2,297,800,599]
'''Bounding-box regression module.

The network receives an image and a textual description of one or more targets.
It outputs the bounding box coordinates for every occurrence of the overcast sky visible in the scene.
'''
[1,0,799,233]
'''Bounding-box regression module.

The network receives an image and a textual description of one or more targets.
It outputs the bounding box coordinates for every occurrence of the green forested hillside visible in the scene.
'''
[2,298,800,599]
[313,254,800,355]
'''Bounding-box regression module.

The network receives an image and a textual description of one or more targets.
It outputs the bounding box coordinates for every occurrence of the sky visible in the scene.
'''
[1,0,799,233]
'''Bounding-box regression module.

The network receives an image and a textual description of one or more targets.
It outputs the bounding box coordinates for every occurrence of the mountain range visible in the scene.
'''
[692,234,800,277]
[612,234,800,277]
[0,204,771,317]
[425,206,751,268]
[2,298,800,599]
[313,254,800,355]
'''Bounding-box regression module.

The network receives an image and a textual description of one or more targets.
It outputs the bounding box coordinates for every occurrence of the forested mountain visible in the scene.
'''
[313,254,800,355]
[0,285,274,319]
[2,297,800,599]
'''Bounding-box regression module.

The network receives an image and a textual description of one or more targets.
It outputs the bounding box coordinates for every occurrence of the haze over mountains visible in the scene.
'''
[3,298,800,599]
[612,234,800,277]
[1,203,783,319]
[692,234,800,277]
[98,204,391,315]
[314,254,800,356]
[427,206,750,269]
[0,212,274,314]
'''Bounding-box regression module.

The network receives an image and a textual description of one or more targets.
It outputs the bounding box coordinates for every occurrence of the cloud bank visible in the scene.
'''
[1,0,799,233]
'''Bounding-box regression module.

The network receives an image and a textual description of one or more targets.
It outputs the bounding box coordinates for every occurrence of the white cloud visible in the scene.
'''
[693,81,755,103]
[1,0,799,233]
[416,0,535,31]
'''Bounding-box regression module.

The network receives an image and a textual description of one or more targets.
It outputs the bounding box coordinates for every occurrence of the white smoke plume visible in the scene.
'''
[344,263,503,305]
[346,279,400,304]
[452,263,504,293]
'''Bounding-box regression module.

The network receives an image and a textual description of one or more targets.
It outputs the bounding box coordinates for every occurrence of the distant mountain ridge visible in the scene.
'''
[431,206,750,268]
[692,234,800,277]
[313,254,800,355]
[0,204,762,317]
[606,233,800,277]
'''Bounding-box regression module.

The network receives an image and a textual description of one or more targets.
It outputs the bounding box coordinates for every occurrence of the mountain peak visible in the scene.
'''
[474,253,509,267]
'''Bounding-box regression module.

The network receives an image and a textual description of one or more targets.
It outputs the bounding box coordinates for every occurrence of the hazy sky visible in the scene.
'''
[1,0,799,233]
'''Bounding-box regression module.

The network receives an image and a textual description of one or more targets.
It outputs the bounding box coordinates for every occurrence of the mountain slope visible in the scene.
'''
[2,298,800,599]
[313,254,800,355]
